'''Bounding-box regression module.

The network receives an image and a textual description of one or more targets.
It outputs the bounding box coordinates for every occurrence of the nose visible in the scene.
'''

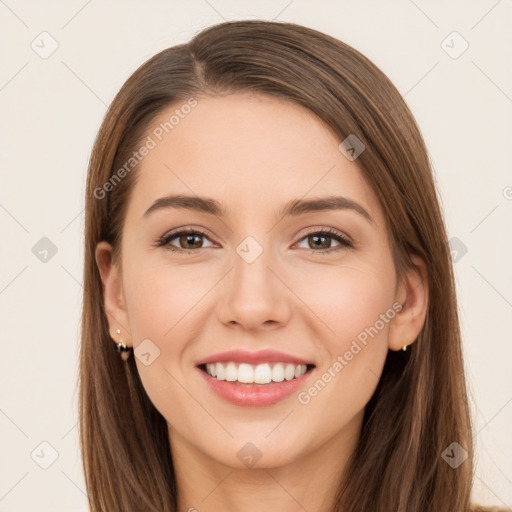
[216,241,292,332]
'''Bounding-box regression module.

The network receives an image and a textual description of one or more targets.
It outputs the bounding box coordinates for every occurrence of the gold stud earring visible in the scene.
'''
[115,328,132,361]
[402,345,408,351]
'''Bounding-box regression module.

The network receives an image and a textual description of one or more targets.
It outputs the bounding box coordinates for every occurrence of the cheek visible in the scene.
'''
[292,263,396,420]
[122,262,208,422]
[123,259,208,341]
[293,260,397,344]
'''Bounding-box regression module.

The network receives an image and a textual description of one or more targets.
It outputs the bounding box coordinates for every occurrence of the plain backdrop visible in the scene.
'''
[1,1,511,510]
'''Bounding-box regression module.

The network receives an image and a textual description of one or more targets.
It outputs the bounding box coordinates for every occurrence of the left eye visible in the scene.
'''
[295,229,352,252]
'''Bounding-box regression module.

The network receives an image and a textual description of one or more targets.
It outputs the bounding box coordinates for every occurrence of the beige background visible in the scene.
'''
[0,1,511,510]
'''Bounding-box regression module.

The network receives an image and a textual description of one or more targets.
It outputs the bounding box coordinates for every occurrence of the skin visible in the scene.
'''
[96,92,428,512]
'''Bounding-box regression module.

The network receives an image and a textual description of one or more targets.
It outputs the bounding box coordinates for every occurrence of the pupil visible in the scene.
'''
[311,234,330,249]
[183,234,201,248]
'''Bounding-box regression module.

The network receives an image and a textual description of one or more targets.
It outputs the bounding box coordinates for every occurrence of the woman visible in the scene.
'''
[80,19,499,511]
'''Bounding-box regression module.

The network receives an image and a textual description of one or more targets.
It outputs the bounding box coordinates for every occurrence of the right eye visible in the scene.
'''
[156,228,215,253]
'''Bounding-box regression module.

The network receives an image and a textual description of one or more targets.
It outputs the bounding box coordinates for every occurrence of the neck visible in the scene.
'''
[169,411,362,512]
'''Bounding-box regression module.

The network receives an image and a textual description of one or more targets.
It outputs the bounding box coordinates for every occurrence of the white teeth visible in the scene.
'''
[215,362,225,380]
[208,363,217,377]
[238,363,254,383]
[254,363,272,384]
[204,362,309,383]
[272,364,285,382]
[225,362,237,382]
[284,363,296,381]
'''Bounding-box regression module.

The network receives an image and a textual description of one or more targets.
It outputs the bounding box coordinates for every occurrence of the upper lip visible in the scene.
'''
[196,349,315,367]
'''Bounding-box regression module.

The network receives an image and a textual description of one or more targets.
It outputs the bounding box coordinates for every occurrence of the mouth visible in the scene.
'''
[198,362,316,386]
[196,361,316,407]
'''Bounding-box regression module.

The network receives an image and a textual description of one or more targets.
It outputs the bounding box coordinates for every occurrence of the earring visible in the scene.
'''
[115,328,132,361]
[402,345,408,351]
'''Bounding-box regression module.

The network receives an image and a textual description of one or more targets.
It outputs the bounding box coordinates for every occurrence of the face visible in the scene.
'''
[97,92,425,470]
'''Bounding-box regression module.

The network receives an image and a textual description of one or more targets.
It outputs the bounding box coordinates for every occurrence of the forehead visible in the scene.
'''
[126,92,382,224]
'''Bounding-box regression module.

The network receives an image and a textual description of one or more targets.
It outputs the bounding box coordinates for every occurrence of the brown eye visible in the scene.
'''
[157,229,214,253]
[296,228,352,253]
[177,233,204,249]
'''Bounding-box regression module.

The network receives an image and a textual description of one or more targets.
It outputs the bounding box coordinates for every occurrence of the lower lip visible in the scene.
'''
[197,366,314,407]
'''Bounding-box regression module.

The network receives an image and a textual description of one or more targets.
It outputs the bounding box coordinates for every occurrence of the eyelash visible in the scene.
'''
[154,227,353,255]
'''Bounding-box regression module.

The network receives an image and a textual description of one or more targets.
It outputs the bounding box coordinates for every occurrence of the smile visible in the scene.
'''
[203,361,309,384]
[197,362,315,407]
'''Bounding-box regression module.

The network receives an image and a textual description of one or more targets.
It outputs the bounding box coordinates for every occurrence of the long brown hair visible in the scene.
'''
[80,19,476,511]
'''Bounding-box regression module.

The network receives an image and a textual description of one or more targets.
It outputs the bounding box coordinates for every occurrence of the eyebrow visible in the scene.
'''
[143,194,374,224]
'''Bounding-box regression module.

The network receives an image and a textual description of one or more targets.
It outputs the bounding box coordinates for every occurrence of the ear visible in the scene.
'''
[95,241,132,347]
[388,254,429,351]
